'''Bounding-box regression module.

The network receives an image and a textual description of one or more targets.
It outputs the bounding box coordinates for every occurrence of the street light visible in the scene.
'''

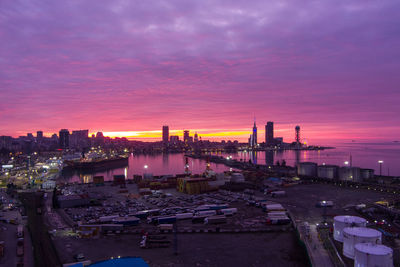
[344,161,349,166]
[378,160,383,176]
[144,165,148,169]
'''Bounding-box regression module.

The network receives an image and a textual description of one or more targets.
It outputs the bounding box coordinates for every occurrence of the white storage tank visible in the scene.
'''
[317,165,338,179]
[339,167,361,182]
[360,169,375,180]
[297,162,317,177]
[343,227,382,259]
[354,243,393,267]
[333,215,367,242]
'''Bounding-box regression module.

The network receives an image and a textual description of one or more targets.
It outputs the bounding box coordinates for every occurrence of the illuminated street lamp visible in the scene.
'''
[344,161,349,166]
[378,160,383,176]
[144,165,148,169]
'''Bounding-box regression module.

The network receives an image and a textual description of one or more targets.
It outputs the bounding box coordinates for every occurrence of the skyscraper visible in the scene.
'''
[183,130,190,143]
[59,129,70,149]
[265,122,274,145]
[252,120,257,147]
[70,130,89,148]
[194,132,198,142]
[36,131,43,139]
[162,126,169,143]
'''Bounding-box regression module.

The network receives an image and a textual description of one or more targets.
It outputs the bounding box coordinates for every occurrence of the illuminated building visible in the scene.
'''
[251,120,257,148]
[295,126,300,144]
[170,135,179,144]
[183,130,190,143]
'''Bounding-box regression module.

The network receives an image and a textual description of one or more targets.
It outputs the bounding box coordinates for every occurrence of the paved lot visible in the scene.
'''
[261,183,391,224]
[54,231,309,267]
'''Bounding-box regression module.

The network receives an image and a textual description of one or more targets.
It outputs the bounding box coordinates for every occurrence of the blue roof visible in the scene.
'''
[89,257,149,267]
[266,177,281,182]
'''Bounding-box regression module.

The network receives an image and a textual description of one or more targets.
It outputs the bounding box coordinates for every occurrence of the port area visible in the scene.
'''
[43,179,400,266]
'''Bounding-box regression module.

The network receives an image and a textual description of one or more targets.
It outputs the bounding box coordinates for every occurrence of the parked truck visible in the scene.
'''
[17,225,24,238]
[0,241,4,257]
[16,238,24,256]
[140,235,170,248]
[204,215,227,224]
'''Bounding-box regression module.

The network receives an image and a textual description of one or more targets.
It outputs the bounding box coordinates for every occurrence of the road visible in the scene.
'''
[20,191,61,267]
[0,189,34,267]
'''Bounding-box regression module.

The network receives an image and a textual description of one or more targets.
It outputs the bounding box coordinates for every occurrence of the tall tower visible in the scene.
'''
[162,126,169,143]
[252,120,257,148]
[265,122,274,145]
[194,132,198,142]
[295,126,300,144]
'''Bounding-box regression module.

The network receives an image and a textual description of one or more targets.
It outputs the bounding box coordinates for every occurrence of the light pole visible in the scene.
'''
[378,160,383,176]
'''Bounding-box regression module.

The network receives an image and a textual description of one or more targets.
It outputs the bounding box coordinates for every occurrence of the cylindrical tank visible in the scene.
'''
[343,227,382,259]
[297,162,317,177]
[360,169,375,180]
[354,243,393,267]
[317,165,338,179]
[333,215,367,242]
[339,167,361,182]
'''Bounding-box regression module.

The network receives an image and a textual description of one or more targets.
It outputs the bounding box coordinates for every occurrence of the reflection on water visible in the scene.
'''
[63,153,232,184]
[60,142,400,184]
[220,142,400,176]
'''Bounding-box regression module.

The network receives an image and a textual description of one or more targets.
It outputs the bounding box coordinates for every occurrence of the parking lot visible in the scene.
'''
[51,181,400,266]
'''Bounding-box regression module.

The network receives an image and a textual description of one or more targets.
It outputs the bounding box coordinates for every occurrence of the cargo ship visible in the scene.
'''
[63,156,129,171]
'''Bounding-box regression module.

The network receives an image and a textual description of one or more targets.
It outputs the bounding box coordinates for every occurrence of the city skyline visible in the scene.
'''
[1,1,400,143]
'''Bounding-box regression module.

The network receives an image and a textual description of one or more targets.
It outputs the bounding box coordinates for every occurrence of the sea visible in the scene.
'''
[61,142,400,183]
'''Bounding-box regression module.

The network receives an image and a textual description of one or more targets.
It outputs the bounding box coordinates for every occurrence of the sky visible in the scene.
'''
[1,0,399,144]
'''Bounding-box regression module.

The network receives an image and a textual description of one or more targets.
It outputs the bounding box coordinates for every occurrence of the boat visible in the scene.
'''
[63,156,128,171]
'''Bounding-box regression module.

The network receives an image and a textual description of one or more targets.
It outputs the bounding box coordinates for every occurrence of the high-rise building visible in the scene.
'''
[59,129,70,149]
[170,136,179,144]
[265,122,274,145]
[70,130,89,148]
[27,133,34,139]
[162,126,169,143]
[36,131,43,139]
[0,136,12,150]
[194,132,199,142]
[183,130,190,143]
[251,120,257,147]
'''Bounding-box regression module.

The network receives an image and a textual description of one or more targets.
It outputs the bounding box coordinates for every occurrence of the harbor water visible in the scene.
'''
[61,142,400,183]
